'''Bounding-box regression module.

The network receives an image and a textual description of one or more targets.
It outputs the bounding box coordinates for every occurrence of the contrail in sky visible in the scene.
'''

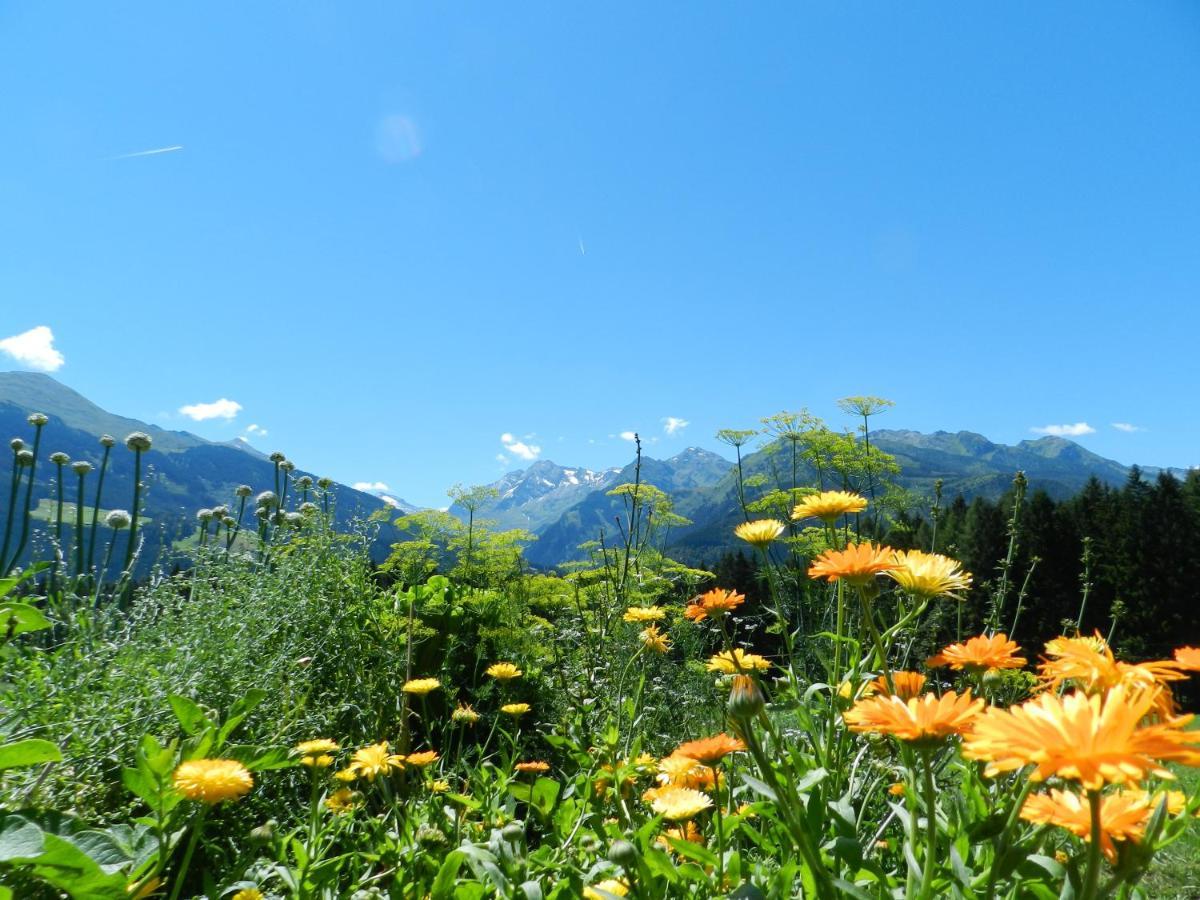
[111,145,184,160]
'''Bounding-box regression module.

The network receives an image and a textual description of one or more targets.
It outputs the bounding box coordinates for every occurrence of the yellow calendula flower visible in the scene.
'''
[649,785,714,821]
[402,677,442,695]
[295,738,339,756]
[734,518,786,548]
[640,624,671,654]
[172,759,253,804]
[501,703,531,717]
[231,890,264,900]
[349,741,405,781]
[583,880,629,899]
[333,766,358,783]
[428,778,451,793]
[791,490,868,523]
[707,647,771,674]
[325,787,357,813]
[887,549,973,599]
[302,754,334,769]
[486,662,523,680]
[623,605,666,623]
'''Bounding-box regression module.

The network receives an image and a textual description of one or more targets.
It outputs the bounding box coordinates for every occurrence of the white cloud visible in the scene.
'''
[379,495,404,509]
[501,432,541,461]
[1112,422,1145,433]
[376,114,422,163]
[179,398,242,421]
[244,423,268,438]
[353,481,390,492]
[0,325,64,372]
[619,431,638,442]
[1031,422,1096,437]
[496,453,510,465]
[663,416,690,436]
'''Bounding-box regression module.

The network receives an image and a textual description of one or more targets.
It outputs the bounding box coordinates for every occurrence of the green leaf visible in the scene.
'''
[431,850,466,900]
[0,738,61,771]
[0,813,45,861]
[168,695,209,735]
[0,601,52,636]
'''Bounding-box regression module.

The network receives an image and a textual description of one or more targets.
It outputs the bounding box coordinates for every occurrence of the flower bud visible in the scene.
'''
[249,820,277,846]
[9,438,24,452]
[16,450,34,467]
[99,434,116,448]
[727,674,766,720]
[124,432,152,452]
[72,460,93,476]
[501,821,525,843]
[269,451,286,463]
[255,491,278,508]
[27,413,48,427]
[607,839,639,869]
[235,484,253,498]
[105,509,131,529]
[49,451,69,465]
[279,460,295,473]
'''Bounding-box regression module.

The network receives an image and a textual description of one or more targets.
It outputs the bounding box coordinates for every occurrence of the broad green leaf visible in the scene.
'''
[0,601,52,636]
[168,695,209,735]
[0,814,44,861]
[431,849,466,899]
[0,738,61,771]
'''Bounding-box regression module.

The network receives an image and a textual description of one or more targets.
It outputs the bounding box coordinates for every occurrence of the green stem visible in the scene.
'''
[0,451,19,571]
[9,423,44,570]
[74,472,87,577]
[857,584,893,693]
[86,444,111,572]
[123,449,143,571]
[167,807,208,900]
[1080,790,1103,900]
[918,748,938,898]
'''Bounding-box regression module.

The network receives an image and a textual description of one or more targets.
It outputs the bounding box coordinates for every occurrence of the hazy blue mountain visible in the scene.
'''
[0,372,404,571]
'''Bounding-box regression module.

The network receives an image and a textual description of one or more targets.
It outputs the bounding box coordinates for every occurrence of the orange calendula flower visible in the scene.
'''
[683,588,745,622]
[869,670,927,700]
[887,550,972,599]
[807,542,899,586]
[1175,647,1200,671]
[734,518,786,548]
[656,754,721,792]
[486,662,523,680]
[962,684,1200,790]
[844,690,983,746]
[623,606,666,623]
[648,785,714,821]
[640,624,671,654]
[405,750,439,767]
[173,759,254,804]
[888,781,906,797]
[1020,788,1188,862]
[515,760,551,773]
[791,490,868,523]
[674,733,747,766]
[707,647,771,674]
[927,633,1027,672]
[658,819,706,849]
[1038,634,1184,715]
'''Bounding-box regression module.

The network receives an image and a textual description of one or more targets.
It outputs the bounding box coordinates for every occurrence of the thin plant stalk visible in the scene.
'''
[86,441,112,572]
[9,419,45,570]
[123,447,145,572]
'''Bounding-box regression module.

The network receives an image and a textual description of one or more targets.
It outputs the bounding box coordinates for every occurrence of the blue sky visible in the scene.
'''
[2,3,1198,507]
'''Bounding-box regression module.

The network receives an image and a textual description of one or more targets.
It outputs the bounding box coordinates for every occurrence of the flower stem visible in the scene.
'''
[1080,790,1103,900]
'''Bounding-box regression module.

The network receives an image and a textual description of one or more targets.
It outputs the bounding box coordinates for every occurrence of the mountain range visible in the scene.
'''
[1,371,1188,570]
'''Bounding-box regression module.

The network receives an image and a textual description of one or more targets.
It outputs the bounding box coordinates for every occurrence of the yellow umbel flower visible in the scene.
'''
[402,677,442,695]
[791,490,868,523]
[325,787,357,813]
[583,879,629,899]
[501,702,531,717]
[962,684,1200,789]
[1020,788,1188,862]
[349,741,405,781]
[734,518,786,548]
[649,785,714,821]
[707,648,771,674]
[844,691,983,746]
[452,703,481,725]
[173,759,253,804]
[887,549,972,599]
[927,633,1026,672]
[808,542,898,585]
[623,605,666,623]
[486,662,523,680]
[640,624,671,654]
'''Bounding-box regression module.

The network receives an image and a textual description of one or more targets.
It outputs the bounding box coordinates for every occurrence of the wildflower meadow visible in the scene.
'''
[2,403,1199,899]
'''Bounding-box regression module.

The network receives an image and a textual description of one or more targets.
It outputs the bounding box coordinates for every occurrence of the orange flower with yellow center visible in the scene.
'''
[656,754,721,791]
[791,490,868,523]
[683,588,745,622]
[807,542,898,586]
[1020,788,1188,862]
[887,550,972,599]
[927,633,1026,672]
[1038,634,1183,715]
[844,690,983,745]
[405,750,439,767]
[1175,647,1200,671]
[961,684,1200,790]
[869,670,927,700]
[658,819,705,849]
[673,733,746,766]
